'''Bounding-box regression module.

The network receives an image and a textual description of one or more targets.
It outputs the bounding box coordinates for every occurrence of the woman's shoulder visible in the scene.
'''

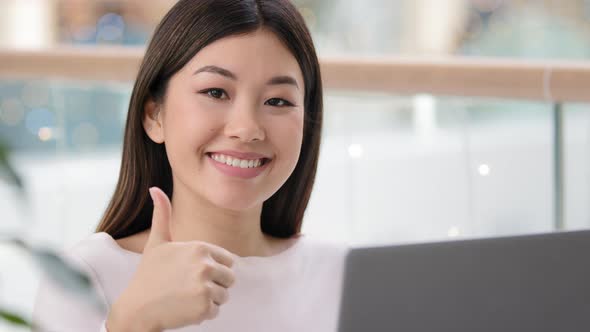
[67,231,132,256]
[66,231,114,252]
[62,232,142,277]
[112,229,149,255]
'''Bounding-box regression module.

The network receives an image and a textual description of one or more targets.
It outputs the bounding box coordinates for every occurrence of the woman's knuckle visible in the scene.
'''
[191,285,205,298]
[191,243,208,256]
[200,261,215,277]
[208,303,220,319]
[202,282,214,298]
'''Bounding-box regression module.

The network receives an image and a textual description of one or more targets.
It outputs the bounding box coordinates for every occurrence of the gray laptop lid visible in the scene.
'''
[337,230,590,332]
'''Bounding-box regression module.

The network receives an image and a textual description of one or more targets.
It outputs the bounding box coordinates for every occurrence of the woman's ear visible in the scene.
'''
[143,99,165,143]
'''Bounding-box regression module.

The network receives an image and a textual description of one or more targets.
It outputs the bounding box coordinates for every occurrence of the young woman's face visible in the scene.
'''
[145,28,305,212]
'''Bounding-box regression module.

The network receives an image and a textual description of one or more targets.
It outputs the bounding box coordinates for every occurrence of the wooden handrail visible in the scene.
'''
[1,46,590,102]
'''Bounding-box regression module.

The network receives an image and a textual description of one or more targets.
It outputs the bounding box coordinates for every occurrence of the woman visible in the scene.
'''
[33,0,347,331]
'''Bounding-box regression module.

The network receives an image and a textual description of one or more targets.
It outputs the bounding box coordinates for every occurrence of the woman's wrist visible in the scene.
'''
[107,296,159,332]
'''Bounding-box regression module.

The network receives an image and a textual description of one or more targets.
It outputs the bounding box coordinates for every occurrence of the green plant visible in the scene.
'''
[0,139,104,330]
[0,139,21,191]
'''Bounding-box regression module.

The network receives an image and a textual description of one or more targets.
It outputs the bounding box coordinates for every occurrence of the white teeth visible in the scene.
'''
[210,153,266,169]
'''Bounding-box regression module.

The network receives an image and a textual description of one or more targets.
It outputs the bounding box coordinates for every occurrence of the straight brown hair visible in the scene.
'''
[96,0,323,239]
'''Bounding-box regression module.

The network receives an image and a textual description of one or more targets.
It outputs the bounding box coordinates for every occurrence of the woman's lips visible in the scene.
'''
[207,153,270,179]
[207,150,271,160]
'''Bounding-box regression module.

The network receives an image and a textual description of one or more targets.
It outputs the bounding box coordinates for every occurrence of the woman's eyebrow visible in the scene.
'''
[268,76,299,90]
[193,65,299,90]
[194,65,236,79]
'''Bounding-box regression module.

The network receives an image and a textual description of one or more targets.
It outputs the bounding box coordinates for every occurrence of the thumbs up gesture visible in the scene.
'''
[106,187,236,332]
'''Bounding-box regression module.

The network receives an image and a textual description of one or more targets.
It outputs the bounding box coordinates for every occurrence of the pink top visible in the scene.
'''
[32,232,348,332]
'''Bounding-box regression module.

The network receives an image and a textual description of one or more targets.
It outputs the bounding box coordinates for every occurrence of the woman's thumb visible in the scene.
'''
[145,186,172,250]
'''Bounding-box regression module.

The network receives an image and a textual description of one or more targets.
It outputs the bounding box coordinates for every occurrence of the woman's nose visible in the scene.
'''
[223,103,266,142]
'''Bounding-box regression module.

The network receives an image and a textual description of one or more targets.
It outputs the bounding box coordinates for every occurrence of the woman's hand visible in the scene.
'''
[106,187,236,332]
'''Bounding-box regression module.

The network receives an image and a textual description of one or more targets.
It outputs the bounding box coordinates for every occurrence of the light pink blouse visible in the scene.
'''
[33,232,348,332]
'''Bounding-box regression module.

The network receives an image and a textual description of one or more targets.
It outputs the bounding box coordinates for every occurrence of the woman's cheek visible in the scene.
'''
[176,99,225,130]
[269,112,304,160]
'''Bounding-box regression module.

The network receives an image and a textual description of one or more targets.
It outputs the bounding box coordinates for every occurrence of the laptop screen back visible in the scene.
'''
[337,230,590,332]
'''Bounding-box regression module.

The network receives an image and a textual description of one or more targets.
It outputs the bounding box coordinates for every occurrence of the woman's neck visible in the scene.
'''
[168,183,278,257]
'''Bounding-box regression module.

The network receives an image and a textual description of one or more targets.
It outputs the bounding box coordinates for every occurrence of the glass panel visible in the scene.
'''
[0,81,556,247]
[303,93,554,246]
[0,79,130,247]
[564,102,590,230]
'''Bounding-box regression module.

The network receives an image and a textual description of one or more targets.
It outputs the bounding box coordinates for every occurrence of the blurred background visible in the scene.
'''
[1,0,590,330]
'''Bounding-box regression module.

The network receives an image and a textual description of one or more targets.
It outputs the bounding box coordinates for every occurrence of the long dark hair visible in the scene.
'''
[96,0,323,239]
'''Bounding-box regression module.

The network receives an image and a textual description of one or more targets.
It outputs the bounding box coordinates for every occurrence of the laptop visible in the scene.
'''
[337,230,590,332]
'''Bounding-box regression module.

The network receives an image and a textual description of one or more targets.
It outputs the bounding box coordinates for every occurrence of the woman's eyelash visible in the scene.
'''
[199,88,295,107]
[265,98,295,107]
[200,88,227,99]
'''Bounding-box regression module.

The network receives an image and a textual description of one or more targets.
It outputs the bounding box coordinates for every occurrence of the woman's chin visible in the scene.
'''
[208,195,264,213]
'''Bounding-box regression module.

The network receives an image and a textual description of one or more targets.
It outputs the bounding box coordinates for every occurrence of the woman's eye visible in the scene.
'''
[200,88,227,99]
[265,98,294,107]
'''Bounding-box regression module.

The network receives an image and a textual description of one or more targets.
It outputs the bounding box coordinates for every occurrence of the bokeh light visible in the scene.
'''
[37,127,53,141]
[96,13,125,43]
[447,226,461,237]
[478,164,491,176]
[348,144,364,159]
[25,108,56,136]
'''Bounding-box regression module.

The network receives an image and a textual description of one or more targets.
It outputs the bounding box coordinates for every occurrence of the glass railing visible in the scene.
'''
[2,49,589,246]
[2,82,578,246]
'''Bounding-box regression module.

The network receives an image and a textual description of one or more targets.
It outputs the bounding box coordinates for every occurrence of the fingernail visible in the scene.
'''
[149,187,157,204]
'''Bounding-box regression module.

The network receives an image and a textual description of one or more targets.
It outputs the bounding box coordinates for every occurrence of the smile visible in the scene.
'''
[208,153,269,169]
[207,153,271,179]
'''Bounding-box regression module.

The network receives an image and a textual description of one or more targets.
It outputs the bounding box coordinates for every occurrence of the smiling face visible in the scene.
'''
[143,28,305,212]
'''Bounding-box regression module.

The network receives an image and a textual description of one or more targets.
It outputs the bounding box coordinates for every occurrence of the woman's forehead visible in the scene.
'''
[180,29,304,87]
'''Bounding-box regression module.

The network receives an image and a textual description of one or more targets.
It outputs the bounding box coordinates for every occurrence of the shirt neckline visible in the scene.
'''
[98,231,306,262]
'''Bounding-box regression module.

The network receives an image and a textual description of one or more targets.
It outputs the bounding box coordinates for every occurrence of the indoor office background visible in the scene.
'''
[1,0,590,330]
